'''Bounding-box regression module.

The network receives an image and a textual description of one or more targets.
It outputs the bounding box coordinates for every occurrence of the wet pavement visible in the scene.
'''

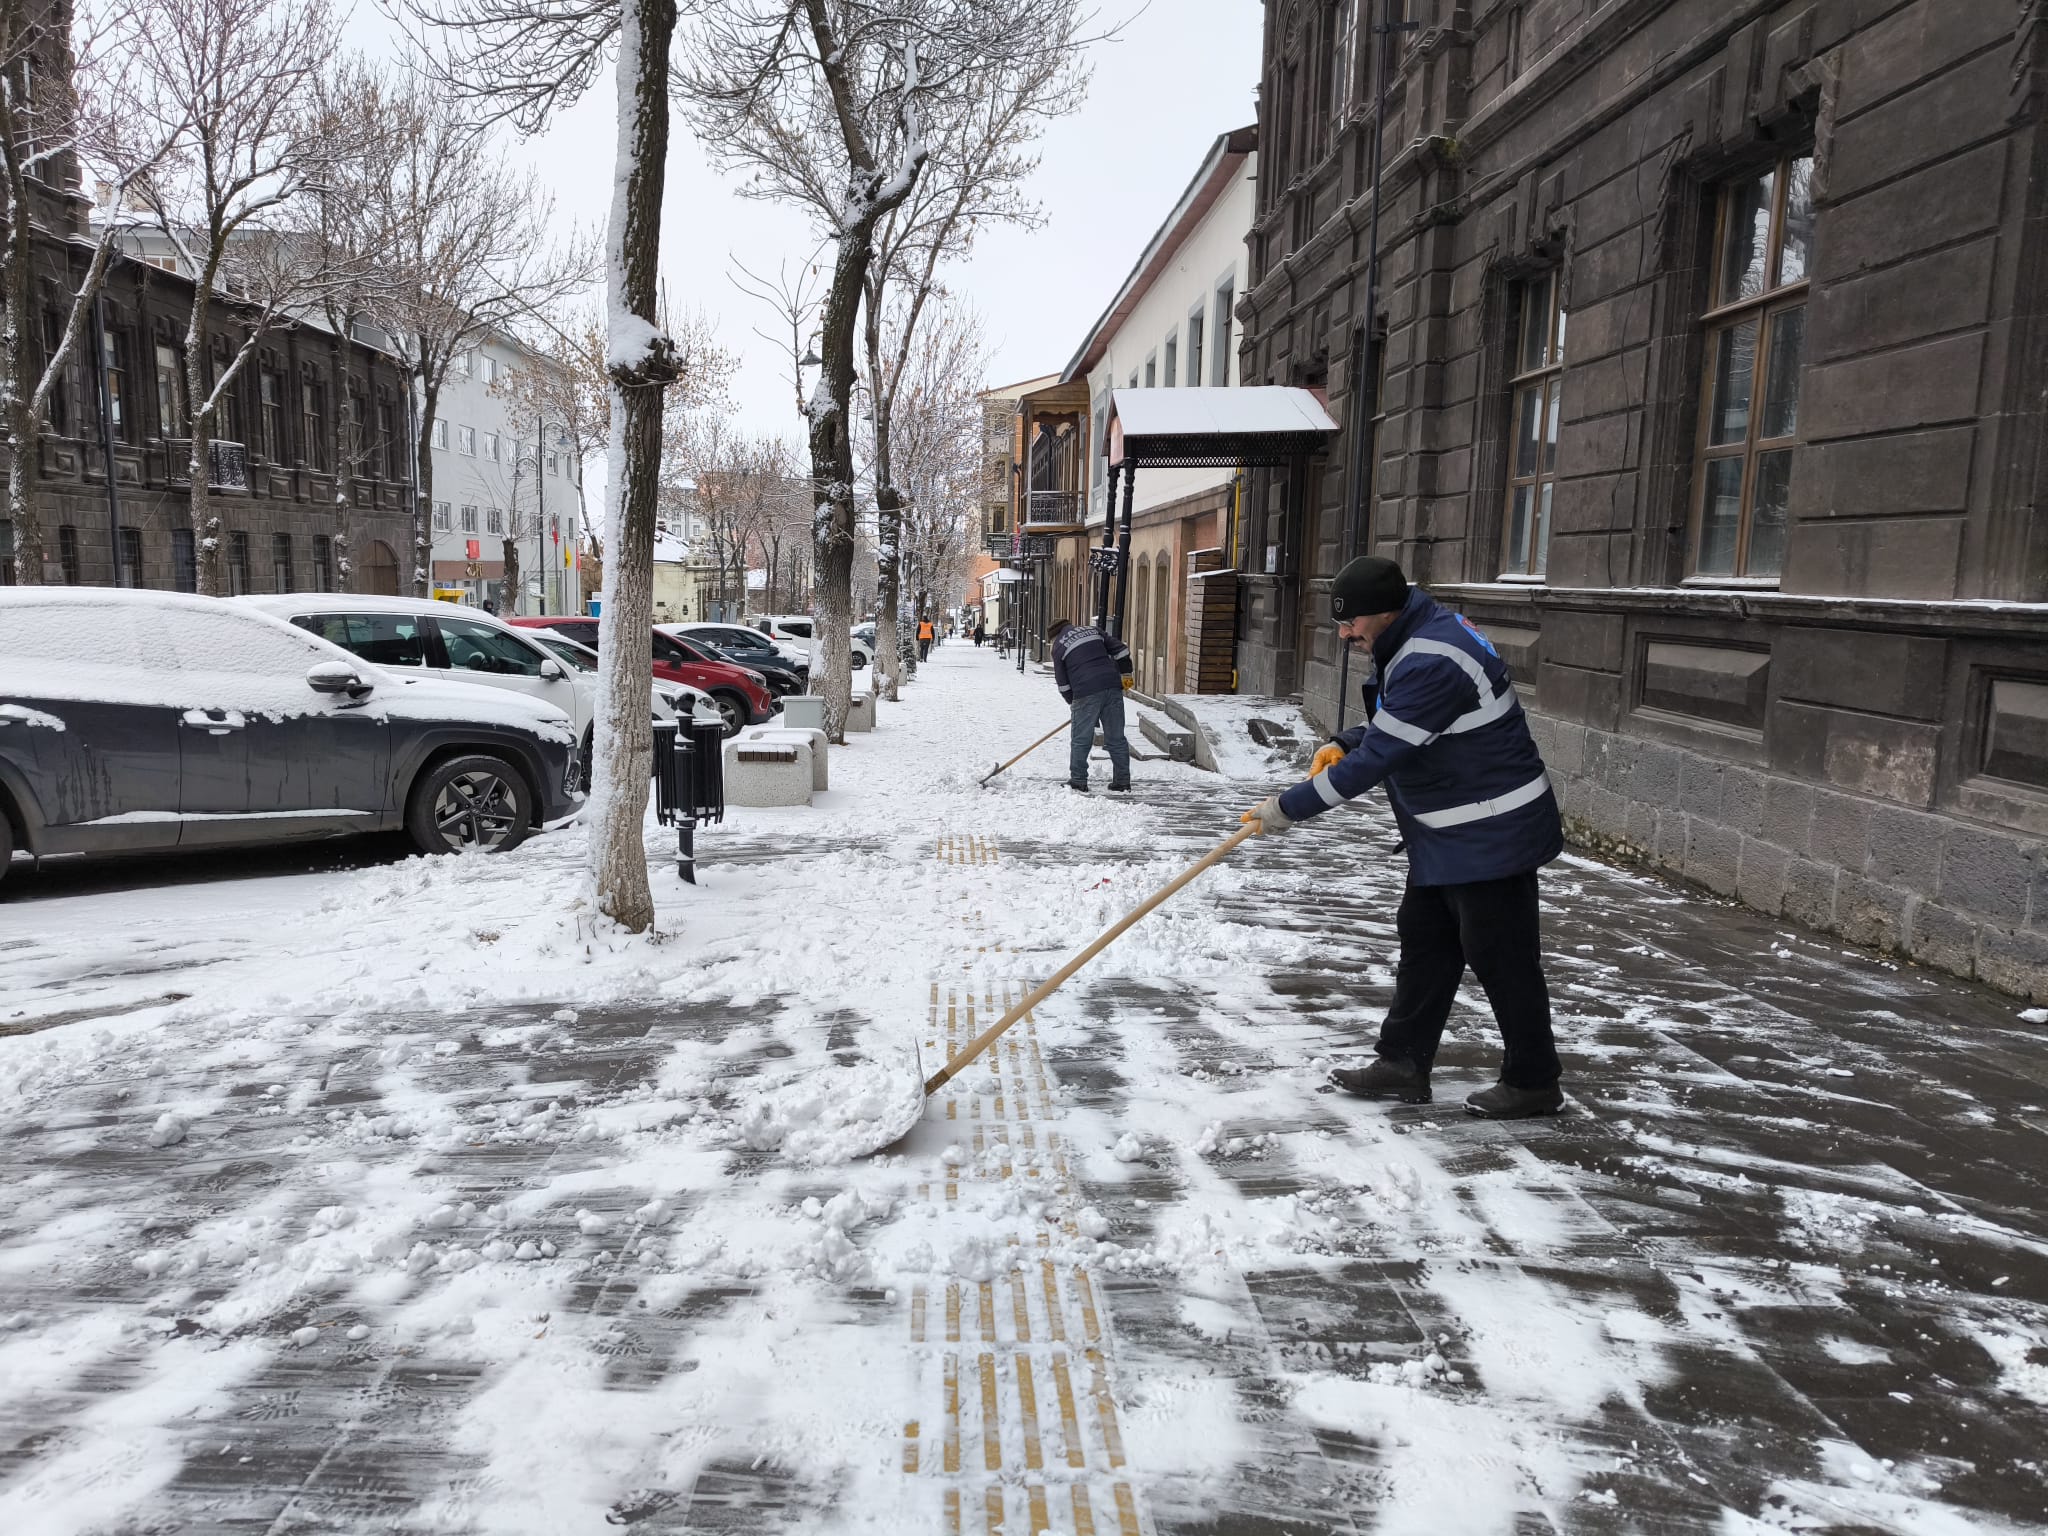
[2,658,2046,1534]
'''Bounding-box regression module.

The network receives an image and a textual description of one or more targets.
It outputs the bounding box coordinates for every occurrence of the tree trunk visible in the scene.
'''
[184,299,219,596]
[875,481,904,700]
[501,534,520,610]
[587,0,679,934]
[414,376,440,597]
[4,189,43,584]
[806,225,876,743]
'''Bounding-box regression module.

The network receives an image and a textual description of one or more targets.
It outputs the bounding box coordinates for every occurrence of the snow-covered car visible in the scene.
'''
[749,614,875,669]
[235,594,690,787]
[0,588,581,878]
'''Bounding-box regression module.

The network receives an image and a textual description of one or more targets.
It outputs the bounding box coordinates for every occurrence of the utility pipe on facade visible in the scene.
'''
[1335,0,1416,733]
[90,292,122,585]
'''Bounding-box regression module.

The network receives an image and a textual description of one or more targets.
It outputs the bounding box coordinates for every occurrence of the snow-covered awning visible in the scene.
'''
[1108,386,1337,469]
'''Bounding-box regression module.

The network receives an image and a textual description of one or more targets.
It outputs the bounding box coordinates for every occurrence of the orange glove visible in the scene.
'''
[1121,675,1135,691]
[1310,743,1344,776]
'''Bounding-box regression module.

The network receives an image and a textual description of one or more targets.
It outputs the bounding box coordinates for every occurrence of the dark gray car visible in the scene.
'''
[0,589,582,883]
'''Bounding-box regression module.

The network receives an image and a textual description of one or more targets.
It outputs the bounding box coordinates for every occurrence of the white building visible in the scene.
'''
[1063,125,1257,694]
[424,335,584,615]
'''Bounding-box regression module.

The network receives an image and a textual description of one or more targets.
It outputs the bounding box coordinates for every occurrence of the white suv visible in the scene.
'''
[235,596,717,782]
[749,614,874,669]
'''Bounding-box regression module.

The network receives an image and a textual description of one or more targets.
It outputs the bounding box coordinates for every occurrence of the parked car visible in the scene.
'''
[0,588,580,880]
[656,624,807,698]
[667,621,809,679]
[510,616,777,736]
[523,629,727,729]
[750,613,875,669]
[235,595,690,790]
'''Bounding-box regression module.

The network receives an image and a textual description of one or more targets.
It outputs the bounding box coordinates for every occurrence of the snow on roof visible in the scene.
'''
[1110,386,1337,442]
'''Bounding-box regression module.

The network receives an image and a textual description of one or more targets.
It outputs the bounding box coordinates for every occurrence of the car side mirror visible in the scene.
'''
[538,657,566,680]
[307,661,369,696]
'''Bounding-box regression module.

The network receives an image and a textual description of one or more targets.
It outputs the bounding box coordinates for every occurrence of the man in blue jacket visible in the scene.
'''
[1240,556,1565,1118]
[1049,617,1134,793]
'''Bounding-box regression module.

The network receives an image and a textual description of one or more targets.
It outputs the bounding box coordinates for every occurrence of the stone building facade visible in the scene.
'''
[1243,0,2048,996]
[0,235,415,595]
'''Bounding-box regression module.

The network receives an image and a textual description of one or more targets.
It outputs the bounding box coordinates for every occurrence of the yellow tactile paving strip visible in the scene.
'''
[910,835,1143,1534]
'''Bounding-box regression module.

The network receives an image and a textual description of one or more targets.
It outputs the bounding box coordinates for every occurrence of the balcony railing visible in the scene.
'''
[165,439,249,491]
[1023,489,1087,528]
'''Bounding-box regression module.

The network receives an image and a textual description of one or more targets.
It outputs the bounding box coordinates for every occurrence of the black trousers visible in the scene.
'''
[1374,870,1560,1088]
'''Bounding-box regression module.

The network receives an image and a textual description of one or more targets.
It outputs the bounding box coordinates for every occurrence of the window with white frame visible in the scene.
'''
[481,356,497,385]
[458,425,475,455]
[482,431,498,462]
[460,505,478,532]
[456,351,473,379]
[1212,279,1235,385]
[1187,303,1205,389]
[1333,0,1360,120]
[548,452,561,476]
[1692,151,1813,581]
[1502,270,1566,578]
[1144,352,1156,388]
[432,418,449,450]
[487,506,504,534]
[1163,331,1178,387]
[433,501,452,531]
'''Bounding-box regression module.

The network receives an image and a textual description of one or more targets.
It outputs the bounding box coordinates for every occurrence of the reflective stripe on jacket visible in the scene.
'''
[1051,623,1133,703]
[1277,588,1562,885]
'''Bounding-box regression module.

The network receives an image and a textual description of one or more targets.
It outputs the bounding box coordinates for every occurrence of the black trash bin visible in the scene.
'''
[651,717,726,883]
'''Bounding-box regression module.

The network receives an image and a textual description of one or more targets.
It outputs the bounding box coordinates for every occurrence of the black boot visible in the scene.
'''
[1108,780,1131,792]
[1464,1080,1564,1119]
[1328,1057,1430,1104]
[1067,781,1089,793]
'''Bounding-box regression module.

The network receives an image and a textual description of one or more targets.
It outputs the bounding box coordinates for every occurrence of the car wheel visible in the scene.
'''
[710,692,747,738]
[851,653,867,669]
[406,754,533,855]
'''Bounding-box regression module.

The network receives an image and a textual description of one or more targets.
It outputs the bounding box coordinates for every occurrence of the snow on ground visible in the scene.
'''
[2,640,2046,1534]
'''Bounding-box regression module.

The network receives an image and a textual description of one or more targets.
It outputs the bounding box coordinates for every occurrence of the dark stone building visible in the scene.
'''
[1242,0,2048,996]
[0,174,413,594]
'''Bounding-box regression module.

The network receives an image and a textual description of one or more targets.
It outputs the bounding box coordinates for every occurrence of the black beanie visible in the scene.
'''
[1330,556,1408,621]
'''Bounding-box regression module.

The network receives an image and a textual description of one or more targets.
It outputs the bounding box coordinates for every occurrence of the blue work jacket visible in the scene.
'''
[1277,588,1562,886]
[1052,624,1133,702]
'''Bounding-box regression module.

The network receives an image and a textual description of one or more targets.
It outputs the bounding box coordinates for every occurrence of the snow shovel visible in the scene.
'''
[924,821,1261,1095]
[978,718,1070,787]
[830,823,1260,1159]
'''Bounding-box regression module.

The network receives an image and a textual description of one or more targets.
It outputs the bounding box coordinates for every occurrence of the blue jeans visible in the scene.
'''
[1069,689,1130,787]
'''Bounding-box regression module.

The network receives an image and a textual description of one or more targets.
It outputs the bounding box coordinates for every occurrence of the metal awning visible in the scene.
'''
[1108,386,1338,469]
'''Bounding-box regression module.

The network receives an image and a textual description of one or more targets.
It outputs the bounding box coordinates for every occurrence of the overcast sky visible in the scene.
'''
[351,2,1264,445]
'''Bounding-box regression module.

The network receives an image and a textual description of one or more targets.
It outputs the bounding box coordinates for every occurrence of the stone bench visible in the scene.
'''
[741,725,829,791]
[847,691,875,732]
[722,738,813,807]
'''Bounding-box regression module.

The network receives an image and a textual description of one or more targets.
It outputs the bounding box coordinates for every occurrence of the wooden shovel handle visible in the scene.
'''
[924,822,1261,1095]
[979,718,1070,785]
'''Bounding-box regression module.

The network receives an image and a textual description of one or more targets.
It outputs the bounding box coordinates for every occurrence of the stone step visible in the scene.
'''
[1138,710,1196,762]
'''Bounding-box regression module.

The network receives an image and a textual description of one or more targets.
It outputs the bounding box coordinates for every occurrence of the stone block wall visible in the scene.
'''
[1529,711,2048,998]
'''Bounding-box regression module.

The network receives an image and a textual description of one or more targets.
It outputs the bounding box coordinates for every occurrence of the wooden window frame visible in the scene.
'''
[1501,270,1565,579]
[1688,151,1813,582]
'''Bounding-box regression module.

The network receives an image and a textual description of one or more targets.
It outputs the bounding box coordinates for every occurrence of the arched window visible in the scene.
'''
[1131,555,1151,680]
[1153,560,1171,694]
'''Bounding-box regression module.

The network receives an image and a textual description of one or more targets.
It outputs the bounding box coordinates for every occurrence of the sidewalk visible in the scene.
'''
[1,644,2044,1535]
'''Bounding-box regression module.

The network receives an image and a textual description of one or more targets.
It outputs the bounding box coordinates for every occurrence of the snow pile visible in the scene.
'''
[732,1057,924,1164]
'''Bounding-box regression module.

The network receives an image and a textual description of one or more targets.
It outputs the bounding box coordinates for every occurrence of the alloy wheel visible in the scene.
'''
[432,770,520,850]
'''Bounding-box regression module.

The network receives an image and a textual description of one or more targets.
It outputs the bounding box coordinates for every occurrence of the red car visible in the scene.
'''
[510,617,778,736]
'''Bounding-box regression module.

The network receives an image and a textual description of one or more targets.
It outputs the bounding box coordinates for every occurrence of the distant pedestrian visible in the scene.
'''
[996,625,1011,658]
[1049,617,1133,794]
[917,617,935,660]
[1238,556,1565,1120]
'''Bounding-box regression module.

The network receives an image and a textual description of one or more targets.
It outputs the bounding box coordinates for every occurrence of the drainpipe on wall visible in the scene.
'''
[91,292,121,584]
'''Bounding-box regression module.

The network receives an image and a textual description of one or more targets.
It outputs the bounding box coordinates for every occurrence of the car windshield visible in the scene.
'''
[531,633,598,672]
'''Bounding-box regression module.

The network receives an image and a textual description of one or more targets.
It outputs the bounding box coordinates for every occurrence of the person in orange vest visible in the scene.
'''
[917,616,935,661]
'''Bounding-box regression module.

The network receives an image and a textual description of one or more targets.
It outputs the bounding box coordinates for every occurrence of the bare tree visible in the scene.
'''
[0,0,184,583]
[402,0,685,931]
[494,303,609,576]
[675,0,1096,742]
[885,299,982,642]
[122,0,369,596]
[329,66,595,597]
[859,36,1084,697]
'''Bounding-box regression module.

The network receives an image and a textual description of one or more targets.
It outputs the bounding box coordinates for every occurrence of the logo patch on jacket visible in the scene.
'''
[1455,615,1499,657]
